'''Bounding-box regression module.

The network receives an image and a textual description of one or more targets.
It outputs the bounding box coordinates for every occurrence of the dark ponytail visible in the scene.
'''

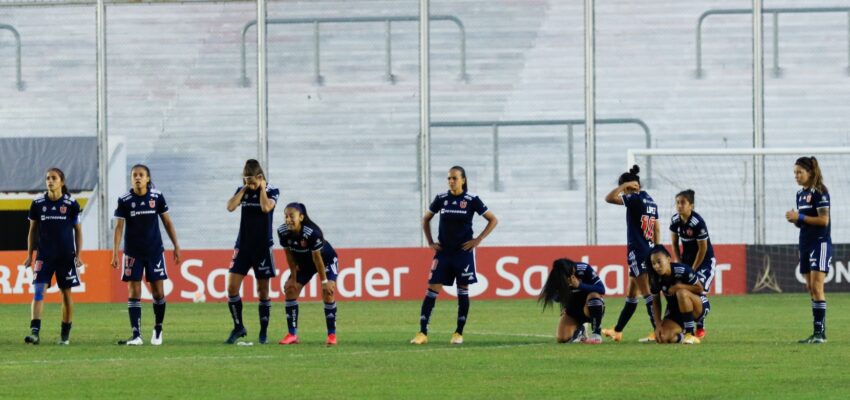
[450,165,468,192]
[618,164,641,186]
[46,167,69,196]
[285,202,322,236]
[243,159,265,179]
[795,156,828,193]
[539,258,578,311]
[131,164,154,189]
[676,189,695,205]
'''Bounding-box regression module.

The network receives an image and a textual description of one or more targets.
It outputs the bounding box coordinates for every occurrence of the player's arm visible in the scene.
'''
[604,182,639,205]
[284,249,298,276]
[159,213,182,264]
[111,218,125,269]
[226,186,247,212]
[74,222,84,267]
[651,289,663,340]
[576,277,605,295]
[803,207,830,227]
[670,232,681,262]
[257,178,275,213]
[462,210,498,251]
[653,219,661,245]
[422,211,441,251]
[24,220,37,268]
[311,250,335,297]
[692,239,708,270]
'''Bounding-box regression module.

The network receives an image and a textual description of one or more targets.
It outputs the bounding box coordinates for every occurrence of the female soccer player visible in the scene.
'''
[410,166,498,345]
[601,165,659,343]
[23,168,83,345]
[224,160,280,345]
[277,202,339,345]
[111,164,181,346]
[669,189,715,338]
[539,258,606,344]
[647,246,708,345]
[785,156,831,344]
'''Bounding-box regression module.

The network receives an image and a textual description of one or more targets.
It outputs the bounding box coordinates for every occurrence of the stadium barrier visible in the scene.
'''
[747,244,850,293]
[0,245,747,304]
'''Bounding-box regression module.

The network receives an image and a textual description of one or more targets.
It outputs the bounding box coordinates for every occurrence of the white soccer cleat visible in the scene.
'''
[151,329,163,346]
[57,339,70,346]
[123,336,144,346]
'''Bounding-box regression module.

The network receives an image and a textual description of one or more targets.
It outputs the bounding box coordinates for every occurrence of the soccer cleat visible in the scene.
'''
[601,328,622,342]
[450,332,464,345]
[682,333,701,344]
[57,339,70,346]
[696,327,706,338]
[638,332,656,343]
[278,333,300,345]
[24,334,40,345]
[582,333,603,345]
[151,329,163,346]
[225,327,248,344]
[799,333,827,344]
[326,333,337,346]
[568,325,586,343]
[119,336,144,346]
[259,333,268,345]
[409,332,428,345]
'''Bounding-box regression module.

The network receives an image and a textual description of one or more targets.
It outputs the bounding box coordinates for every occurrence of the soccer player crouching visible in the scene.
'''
[647,246,709,345]
[539,258,606,344]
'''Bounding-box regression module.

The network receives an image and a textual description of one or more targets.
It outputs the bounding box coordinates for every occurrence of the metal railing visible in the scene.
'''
[430,118,652,191]
[241,15,468,86]
[696,7,850,78]
[0,23,25,91]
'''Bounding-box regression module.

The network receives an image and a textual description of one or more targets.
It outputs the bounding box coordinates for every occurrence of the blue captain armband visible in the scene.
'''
[798,213,806,225]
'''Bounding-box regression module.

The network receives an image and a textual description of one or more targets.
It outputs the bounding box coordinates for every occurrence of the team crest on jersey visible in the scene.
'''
[60,206,67,214]
[443,200,448,206]
[806,194,812,203]
[131,202,136,208]
[42,206,47,212]
[149,199,156,208]
[460,200,467,209]
[300,239,307,247]
[686,229,693,236]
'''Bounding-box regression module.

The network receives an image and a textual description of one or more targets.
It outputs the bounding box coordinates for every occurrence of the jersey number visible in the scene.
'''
[640,216,656,240]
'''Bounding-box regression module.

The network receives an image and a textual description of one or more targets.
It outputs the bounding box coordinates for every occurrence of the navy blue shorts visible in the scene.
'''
[664,294,710,328]
[696,257,717,293]
[561,291,593,324]
[800,241,832,274]
[428,250,478,286]
[33,256,80,289]
[627,250,649,277]
[122,253,168,282]
[229,247,277,279]
[294,255,338,286]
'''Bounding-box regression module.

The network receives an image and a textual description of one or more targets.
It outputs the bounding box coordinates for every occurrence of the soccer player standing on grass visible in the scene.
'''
[223,160,280,345]
[23,168,84,345]
[538,258,606,344]
[111,164,181,346]
[669,189,715,338]
[647,246,708,344]
[602,165,660,343]
[410,166,498,345]
[277,202,340,346]
[785,156,831,344]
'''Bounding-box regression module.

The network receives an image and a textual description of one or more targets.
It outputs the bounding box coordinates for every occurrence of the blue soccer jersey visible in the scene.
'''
[28,193,81,260]
[621,191,659,262]
[234,185,280,250]
[571,262,606,295]
[669,211,715,267]
[797,188,831,246]
[429,191,489,252]
[277,222,337,269]
[114,189,169,258]
[651,262,700,299]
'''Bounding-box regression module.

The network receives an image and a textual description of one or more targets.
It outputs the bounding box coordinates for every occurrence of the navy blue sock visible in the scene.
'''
[698,296,710,329]
[682,310,695,335]
[60,322,72,340]
[30,319,41,335]
[259,299,271,337]
[128,298,142,338]
[419,289,439,335]
[324,302,337,335]
[588,298,605,335]
[285,300,299,335]
[644,294,656,330]
[228,295,243,329]
[614,297,638,332]
[153,297,166,334]
[813,300,826,335]
[456,288,470,335]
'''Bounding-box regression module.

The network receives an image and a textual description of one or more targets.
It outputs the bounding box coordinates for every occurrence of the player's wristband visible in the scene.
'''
[797,214,805,224]
[321,279,329,284]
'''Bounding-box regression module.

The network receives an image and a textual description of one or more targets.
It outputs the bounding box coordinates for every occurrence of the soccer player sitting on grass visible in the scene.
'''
[538,258,606,344]
[647,246,709,345]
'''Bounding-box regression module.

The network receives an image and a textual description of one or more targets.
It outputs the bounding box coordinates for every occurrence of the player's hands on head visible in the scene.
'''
[257,175,266,190]
[623,181,640,192]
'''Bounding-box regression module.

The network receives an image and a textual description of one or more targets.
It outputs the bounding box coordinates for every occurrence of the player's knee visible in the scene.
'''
[322,294,335,303]
[284,283,299,297]
[587,292,602,300]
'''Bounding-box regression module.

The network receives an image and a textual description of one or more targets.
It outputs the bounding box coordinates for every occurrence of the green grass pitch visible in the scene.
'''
[1,294,849,399]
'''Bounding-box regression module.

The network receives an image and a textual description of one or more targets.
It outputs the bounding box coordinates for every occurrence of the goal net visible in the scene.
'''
[627,147,850,293]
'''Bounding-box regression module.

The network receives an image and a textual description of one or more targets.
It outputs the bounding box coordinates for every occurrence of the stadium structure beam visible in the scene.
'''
[753,0,766,245]
[256,0,268,172]
[418,0,431,247]
[584,0,596,245]
[96,0,109,249]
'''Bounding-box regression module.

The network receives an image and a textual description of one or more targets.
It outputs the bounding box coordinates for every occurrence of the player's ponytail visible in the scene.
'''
[539,258,577,311]
[618,164,641,186]
[450,165,468,192]
[131,164,154,189]
[795,156,828,193]
[676,189,695,205]
[243,159,265,179]
[46,167,69,196]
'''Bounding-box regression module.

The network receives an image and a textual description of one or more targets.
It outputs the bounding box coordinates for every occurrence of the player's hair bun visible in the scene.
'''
[629,165,640,176]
